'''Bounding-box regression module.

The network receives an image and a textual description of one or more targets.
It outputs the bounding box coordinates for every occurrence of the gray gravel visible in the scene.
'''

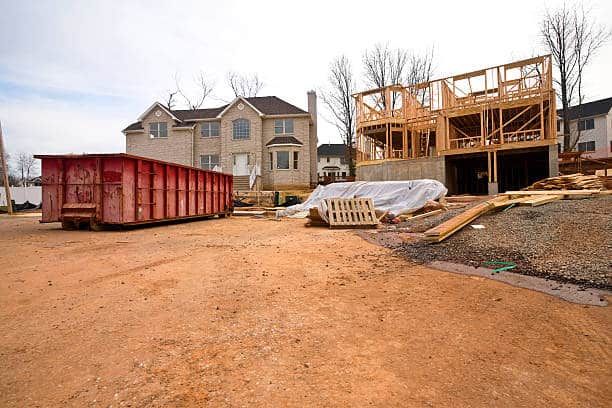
[396,195,612,289]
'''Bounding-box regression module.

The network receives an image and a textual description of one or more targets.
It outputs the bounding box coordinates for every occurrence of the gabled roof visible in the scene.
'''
[318,143,348,157]
[556,97,612,120]
[124,95,309,133]
[137,102,180,122]
[265,136,303,146]
[216,97,264,117]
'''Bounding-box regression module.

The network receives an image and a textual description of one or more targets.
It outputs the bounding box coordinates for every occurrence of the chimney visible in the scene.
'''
[307,90,318,186]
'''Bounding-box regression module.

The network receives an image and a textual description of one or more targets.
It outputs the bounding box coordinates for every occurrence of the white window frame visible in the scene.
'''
[149,122,168,138]
[232,119,250,140]
[200,154,220,170]
[201,122,220,138]
[274,119,294,135]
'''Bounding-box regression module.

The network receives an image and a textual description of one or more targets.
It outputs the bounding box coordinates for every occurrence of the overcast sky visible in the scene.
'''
[0,0,610,158]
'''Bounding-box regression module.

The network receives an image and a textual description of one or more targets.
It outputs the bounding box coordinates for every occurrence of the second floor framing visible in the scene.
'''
[353,55,558,165]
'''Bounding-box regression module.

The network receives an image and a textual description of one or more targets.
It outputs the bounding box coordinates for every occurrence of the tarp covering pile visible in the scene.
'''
[277,180,447,221]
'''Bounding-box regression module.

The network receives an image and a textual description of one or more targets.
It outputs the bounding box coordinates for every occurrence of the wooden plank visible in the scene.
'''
[519,195,563,206]
[424,196,507,242]
[399,209,444,221]
[502,190,601,196]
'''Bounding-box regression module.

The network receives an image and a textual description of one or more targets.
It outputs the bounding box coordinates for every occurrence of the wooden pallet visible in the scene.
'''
[324,198,379,229]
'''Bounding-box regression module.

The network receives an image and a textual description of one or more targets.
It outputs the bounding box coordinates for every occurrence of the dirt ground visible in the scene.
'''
[1,215,611,407]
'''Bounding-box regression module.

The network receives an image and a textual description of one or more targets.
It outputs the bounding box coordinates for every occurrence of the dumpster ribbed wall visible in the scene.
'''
[35,153,233,228]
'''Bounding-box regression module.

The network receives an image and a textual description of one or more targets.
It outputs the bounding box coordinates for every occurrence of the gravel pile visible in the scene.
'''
[396,195,612,289]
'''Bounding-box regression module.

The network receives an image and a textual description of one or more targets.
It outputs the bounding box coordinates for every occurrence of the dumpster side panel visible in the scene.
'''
[101,157,123,223]
[121,158,136,223]
[40,158,62,222]
[64,158,96,205]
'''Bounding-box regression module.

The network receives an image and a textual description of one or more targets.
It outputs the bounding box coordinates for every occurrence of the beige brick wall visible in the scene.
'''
[261,116,311,189]
[125,109,193,166]
[220,103,263,173]
[194,121,222,168]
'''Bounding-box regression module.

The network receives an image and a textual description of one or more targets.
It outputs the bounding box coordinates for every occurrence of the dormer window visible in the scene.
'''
[201,122,220,138]
[274,119,294,134]
[149,122,167,138]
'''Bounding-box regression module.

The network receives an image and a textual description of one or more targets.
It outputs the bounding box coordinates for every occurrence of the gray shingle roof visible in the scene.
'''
[265,136,303,146]
[556,97,612,120]
[124,96,308,132]
[318,144,348,157]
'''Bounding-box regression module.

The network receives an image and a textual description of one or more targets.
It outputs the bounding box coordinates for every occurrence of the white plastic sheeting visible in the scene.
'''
[277,180,447,220]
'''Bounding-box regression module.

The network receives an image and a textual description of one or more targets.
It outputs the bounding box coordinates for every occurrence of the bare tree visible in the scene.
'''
[362,43,408,109]
[362,43,435,109]
[406,47,435,104]
[176,71,214,110]
[14,152,38,186]
[227,72,264,97]
[165,90,178,109]
[321,56,356,174]
[541,2,610,151]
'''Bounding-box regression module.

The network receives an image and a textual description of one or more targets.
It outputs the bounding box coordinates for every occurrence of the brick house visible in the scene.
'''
[123,92,318,190]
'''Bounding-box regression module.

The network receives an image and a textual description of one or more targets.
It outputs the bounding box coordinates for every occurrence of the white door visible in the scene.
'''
[233,153,249,176]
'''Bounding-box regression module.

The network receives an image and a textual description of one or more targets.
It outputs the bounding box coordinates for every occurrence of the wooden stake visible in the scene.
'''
[0,121,13,214]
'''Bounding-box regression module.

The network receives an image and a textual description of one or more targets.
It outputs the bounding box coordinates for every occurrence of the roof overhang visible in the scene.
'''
[266,143,303,148]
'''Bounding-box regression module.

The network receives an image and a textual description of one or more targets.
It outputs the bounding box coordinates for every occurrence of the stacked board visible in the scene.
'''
[523,173,603,190]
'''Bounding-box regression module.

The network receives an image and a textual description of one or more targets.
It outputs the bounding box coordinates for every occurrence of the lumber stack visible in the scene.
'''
[523,173,603,190]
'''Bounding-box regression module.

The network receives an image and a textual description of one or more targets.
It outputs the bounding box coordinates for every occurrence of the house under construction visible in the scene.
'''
[354,55,558,194]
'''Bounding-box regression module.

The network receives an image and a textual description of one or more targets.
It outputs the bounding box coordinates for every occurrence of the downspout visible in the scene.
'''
[191,126,195,167]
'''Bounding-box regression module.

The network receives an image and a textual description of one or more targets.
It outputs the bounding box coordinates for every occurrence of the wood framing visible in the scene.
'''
[354,55,557,165]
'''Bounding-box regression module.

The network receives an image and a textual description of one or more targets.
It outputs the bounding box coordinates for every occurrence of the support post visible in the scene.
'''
[0,121,13,214]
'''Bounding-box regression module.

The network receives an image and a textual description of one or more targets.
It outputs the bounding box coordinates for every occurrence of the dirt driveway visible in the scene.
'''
[1,215,610,407]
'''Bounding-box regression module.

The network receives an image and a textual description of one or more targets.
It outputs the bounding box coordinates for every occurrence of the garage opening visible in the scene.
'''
[445,147,551,195]
[497,148,549,192]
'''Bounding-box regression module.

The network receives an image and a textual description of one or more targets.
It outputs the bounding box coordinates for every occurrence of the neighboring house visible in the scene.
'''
[557,97,612,159]
[317,144,351,180]
[123,92,318,191]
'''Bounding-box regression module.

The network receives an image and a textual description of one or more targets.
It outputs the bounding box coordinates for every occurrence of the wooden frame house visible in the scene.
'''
[354,55,558,194]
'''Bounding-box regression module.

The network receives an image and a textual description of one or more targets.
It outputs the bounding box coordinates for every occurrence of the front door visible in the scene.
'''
[233,153,249,176]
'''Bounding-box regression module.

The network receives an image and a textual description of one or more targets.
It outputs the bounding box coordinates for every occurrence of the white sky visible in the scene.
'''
[0,0,610,157]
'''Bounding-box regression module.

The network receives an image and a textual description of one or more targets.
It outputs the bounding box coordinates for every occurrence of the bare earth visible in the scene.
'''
[0,215,611,407]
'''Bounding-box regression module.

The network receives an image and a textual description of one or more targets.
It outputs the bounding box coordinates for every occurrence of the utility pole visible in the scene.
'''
[0,121,13,214]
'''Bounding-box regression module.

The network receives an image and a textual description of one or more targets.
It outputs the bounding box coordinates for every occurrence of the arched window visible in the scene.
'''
[232,119,250,140]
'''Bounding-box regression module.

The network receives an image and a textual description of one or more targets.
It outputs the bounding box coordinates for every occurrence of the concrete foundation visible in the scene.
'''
[487,183,499,195]
[356,157,446,184]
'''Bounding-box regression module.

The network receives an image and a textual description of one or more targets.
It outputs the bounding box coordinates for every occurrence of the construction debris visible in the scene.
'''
[424,186,606,243]
[523,173,603,190]
[279,180,447,221]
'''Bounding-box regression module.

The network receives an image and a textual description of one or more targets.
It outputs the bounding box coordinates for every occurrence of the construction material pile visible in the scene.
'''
[523,173,603,190]
[278,180,447,225]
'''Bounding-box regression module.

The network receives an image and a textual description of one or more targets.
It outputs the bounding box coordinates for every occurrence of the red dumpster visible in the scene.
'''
[34,153,233,229]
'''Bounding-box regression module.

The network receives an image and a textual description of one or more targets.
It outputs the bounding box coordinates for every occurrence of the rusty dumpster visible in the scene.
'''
[34,154,233,229]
